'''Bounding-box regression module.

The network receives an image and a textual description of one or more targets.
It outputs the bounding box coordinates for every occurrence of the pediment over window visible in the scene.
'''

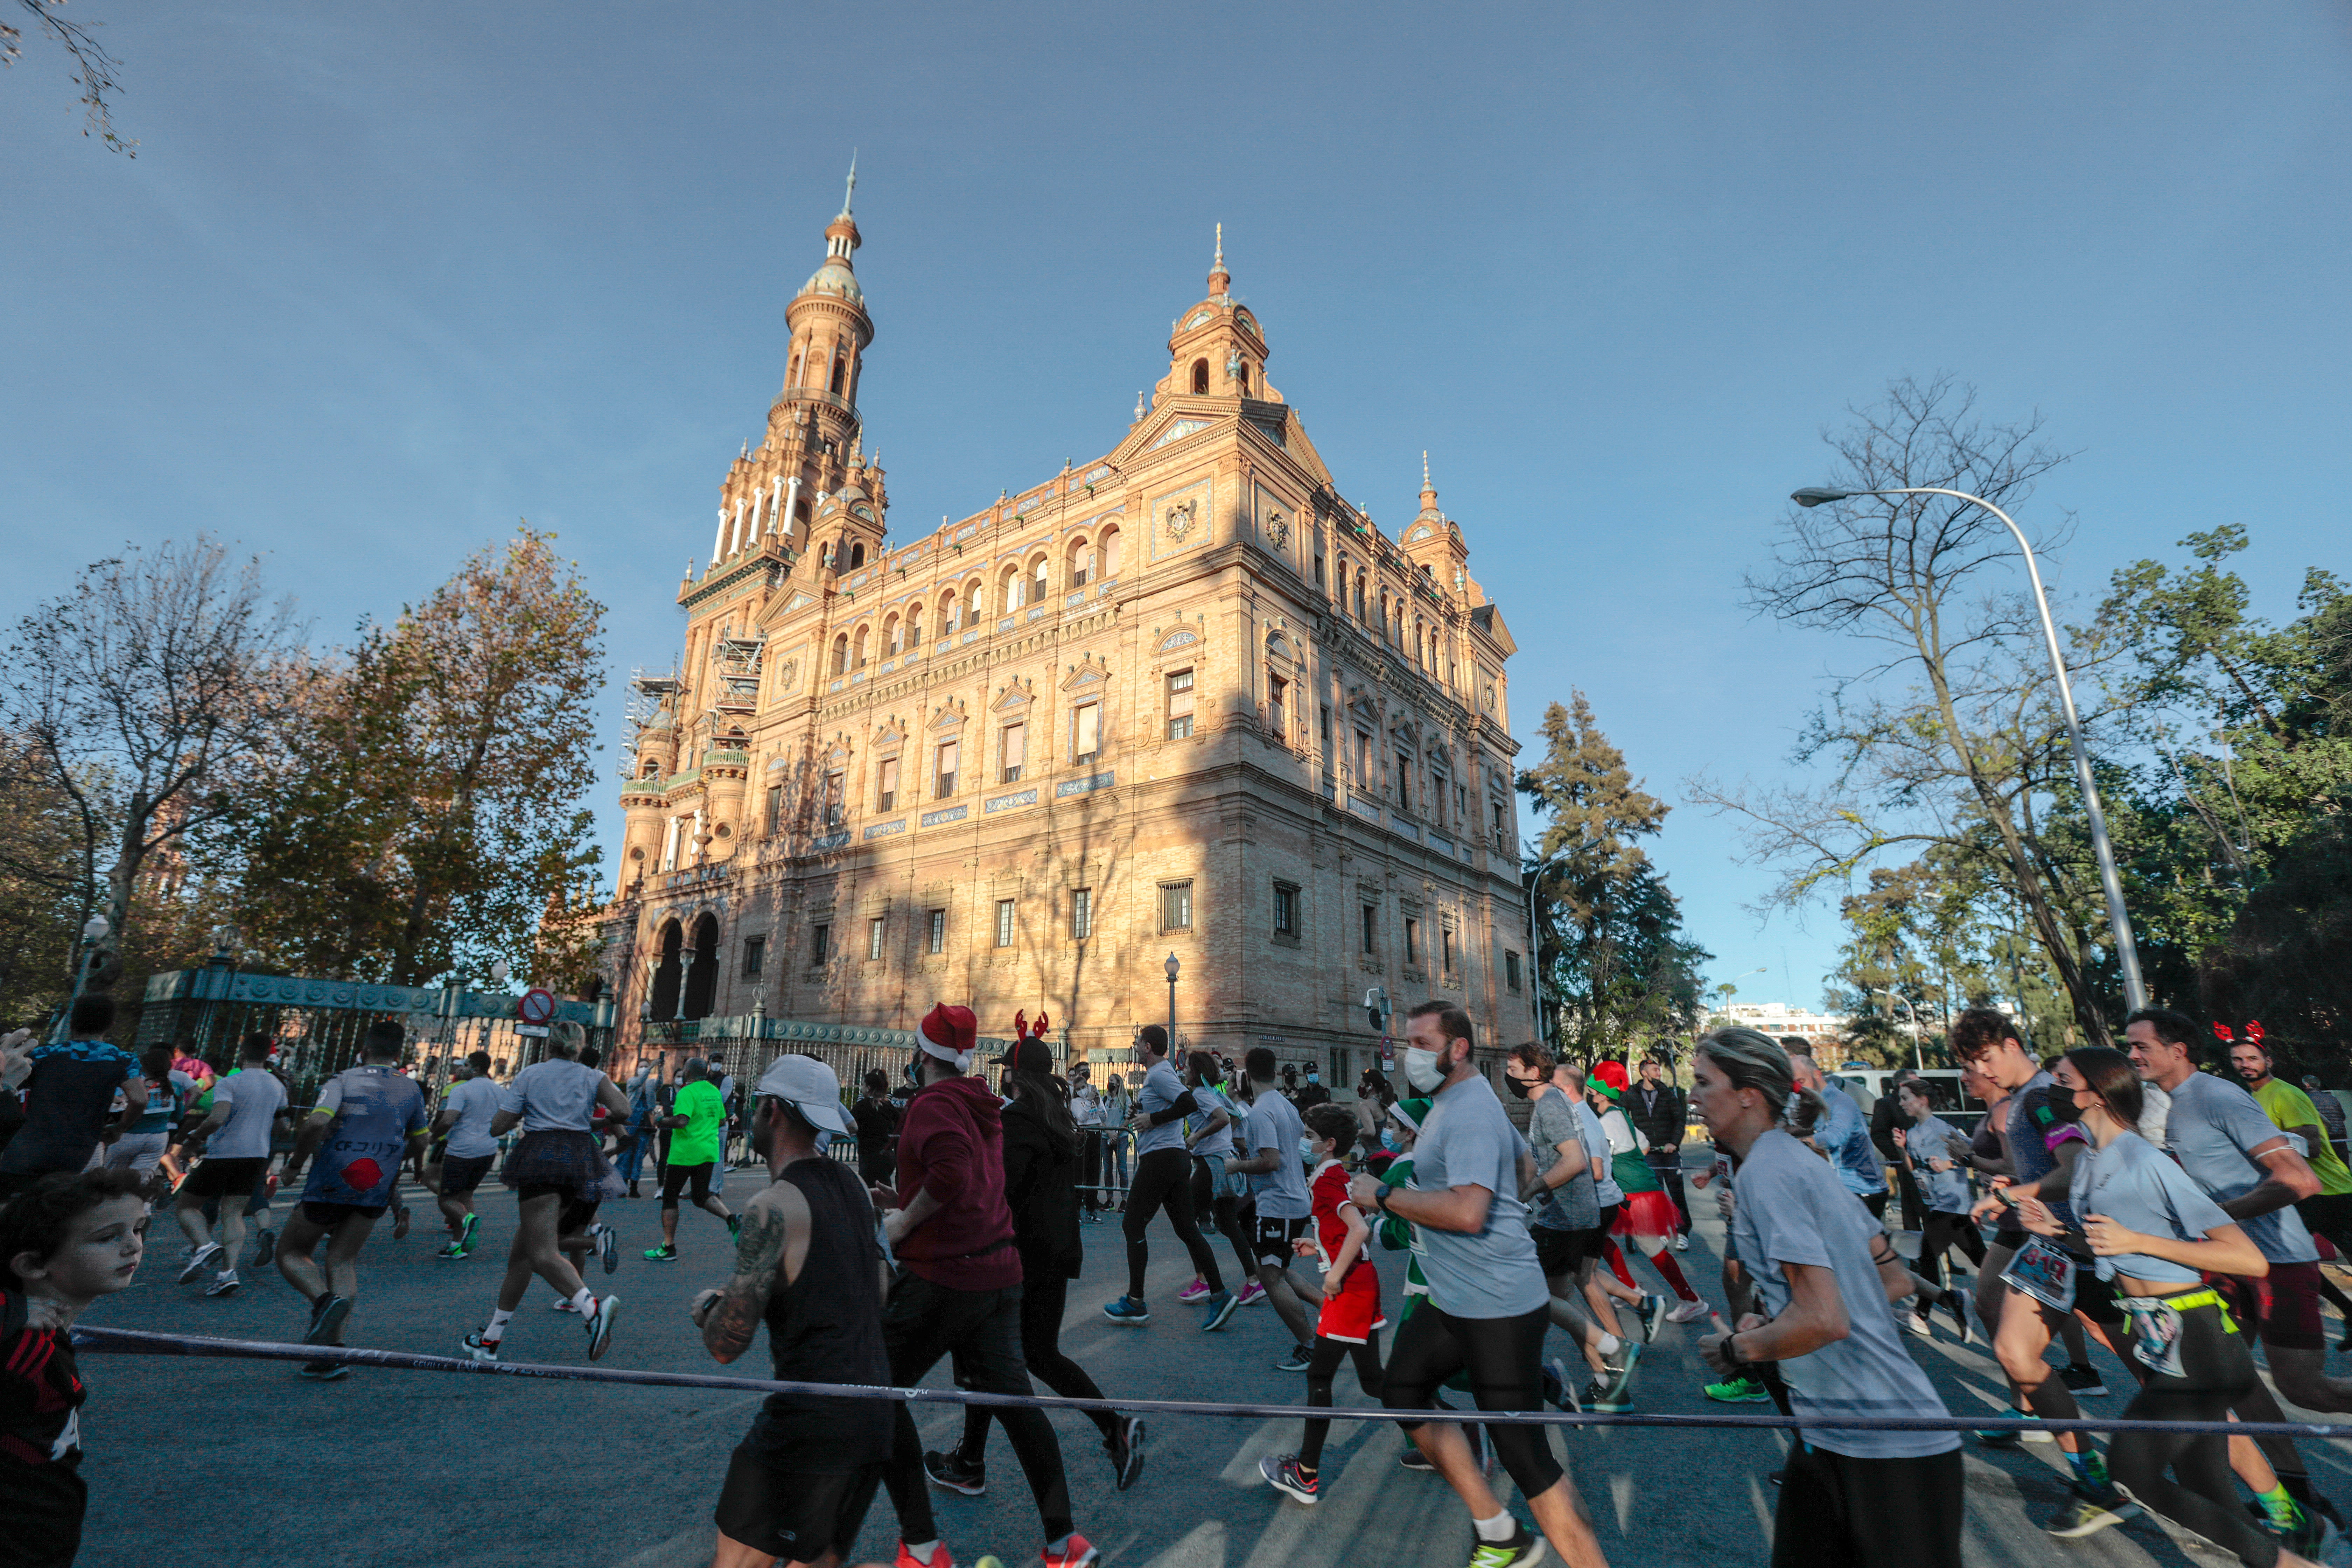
[994,682,1034,712]
[929,703,966,731]
[1157,628,1200,654]
[1061,658,1110,692]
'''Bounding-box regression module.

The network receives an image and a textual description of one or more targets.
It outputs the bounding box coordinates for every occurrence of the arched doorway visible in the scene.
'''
[650,920,683,1021]
[682,912,721,1019]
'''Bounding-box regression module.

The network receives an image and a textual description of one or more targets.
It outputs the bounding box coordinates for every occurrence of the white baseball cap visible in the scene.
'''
[754,1054,853,1135]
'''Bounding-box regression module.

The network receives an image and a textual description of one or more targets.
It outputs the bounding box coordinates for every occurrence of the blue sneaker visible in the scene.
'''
[1202,1290,1239,1332]
[1102,1296,1151,1325]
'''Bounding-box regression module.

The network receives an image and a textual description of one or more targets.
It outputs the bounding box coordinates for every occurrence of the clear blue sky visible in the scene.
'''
[7,4,2348,1012]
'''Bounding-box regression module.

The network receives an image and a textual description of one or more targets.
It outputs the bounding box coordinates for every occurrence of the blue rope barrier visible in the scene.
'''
[70,1325,2352,1441]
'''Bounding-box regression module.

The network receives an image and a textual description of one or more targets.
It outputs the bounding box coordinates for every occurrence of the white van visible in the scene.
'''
[1826,1066,1988,1140]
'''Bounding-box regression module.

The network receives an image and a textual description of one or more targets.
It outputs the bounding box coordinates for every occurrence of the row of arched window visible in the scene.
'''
[828,526,1122,675]
[1329,553,1455,685]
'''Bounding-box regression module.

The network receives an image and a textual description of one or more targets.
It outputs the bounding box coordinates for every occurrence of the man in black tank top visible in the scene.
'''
[691,1054,888,1568]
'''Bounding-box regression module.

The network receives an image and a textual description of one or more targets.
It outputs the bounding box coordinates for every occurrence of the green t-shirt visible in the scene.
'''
[2253,1078,2352,1196]
[670,1079,726,1166]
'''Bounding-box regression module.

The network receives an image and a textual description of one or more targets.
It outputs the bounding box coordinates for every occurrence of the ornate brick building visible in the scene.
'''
[606,182,1532,1073]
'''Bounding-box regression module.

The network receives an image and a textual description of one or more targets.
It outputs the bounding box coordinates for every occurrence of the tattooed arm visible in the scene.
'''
[693,1183,807,1364]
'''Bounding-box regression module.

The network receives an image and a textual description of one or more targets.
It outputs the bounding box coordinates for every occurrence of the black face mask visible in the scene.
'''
[1504,1073,1532,1100]
[2044,1092,2084,1126]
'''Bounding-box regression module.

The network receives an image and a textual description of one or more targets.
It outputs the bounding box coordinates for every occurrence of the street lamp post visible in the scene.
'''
[53,913,111,1042]
[1792,486,2147,1014]
[1163,952,1179,1048]
[1874,987,1925,1071]
[1521,842,1571,1047]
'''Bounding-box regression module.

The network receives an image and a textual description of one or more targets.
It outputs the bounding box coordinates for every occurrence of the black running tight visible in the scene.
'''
[1190,1155,1257,1286]
[2107,1300,2281,1568]
[1300,1331,1385,1471]
[1916,1210,1987,1290]
[958,1274,1119,1455]
[1125,1147,1222,1299]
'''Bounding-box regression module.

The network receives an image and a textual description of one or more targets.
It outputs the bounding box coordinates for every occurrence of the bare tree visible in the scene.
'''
[2,0,134,154]
[2,538,301,988]
[1688,374,2128,1044]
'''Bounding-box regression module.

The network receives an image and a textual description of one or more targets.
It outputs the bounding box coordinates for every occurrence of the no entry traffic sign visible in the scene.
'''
[517,987,558,1026]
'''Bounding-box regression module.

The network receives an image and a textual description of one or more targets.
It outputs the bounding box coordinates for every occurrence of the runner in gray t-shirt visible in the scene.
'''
[1360,1003,1607,1568]
[1227,1048,1321,1364]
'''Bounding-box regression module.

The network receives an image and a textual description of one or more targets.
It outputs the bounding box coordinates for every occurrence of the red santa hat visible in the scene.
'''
[917,1004,978,1071]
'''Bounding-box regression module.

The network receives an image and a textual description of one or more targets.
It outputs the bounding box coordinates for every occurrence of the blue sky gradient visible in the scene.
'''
[6,4,2348,1012]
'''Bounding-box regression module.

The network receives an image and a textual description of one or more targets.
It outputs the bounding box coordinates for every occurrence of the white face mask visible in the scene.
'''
[1403,1047,1447,1093]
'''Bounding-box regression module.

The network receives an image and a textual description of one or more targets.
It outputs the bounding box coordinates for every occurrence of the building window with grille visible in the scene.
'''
[1070,888,1092,940]
[1000,720,1026,784]
[1354,732,1372,790]
[1505,949,1522,993]
[764,784,783,837]
[867,916,886,961]
[824,771,845,829]
[741,936,765,979]
[1273,882,1297,936]
[926,908,945,954]
[811,922,831,964]
[1395,751,1413,811]
[1159,880,1194,932]
[995,898,1016,948]
[1404,916,1420,966]
[1072,700,1101,762]
[1441,924,1455,974]
[1165,669,1194,740]
[1267,673,1287,740]
[1491,799,1507,846]
[875,756,898,813]
[1360,904,1379,957]
[936,738,958,798]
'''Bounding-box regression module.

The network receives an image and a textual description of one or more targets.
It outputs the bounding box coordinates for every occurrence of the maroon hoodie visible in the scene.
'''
[892,1072,1021,1290]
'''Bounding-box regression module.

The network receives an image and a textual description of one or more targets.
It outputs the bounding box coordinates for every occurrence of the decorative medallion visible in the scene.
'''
[1265,511,1289,548]
[1164,498,1196,540]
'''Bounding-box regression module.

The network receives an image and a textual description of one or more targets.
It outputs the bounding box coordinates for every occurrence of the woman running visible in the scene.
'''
[2015,1048,2323,1565]
[1588,1062,1708,1323]
[1693,1026,1963,1567]
[1181,1052,1258,1303]
[460,1022,628,1363]
[1893,1078,1984,1336]
[922,1035,1145,1496]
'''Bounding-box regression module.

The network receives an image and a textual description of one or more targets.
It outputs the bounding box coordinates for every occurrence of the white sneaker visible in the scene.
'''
[1665,1299,1709,1324]
[177,1241,223,1283]
[552,1295,580,1312]
[1672,1234,1690,1252]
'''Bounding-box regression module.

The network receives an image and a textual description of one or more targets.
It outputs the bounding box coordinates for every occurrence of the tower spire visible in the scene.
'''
[1208,221,1230,296]
[841,149,858,217]
[1419,451,1439,514]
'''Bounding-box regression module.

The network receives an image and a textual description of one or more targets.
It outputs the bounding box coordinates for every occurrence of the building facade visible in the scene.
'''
[603,187,1531,1072]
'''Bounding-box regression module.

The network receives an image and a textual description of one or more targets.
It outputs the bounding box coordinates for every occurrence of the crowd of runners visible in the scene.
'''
[6,986,2352,1568]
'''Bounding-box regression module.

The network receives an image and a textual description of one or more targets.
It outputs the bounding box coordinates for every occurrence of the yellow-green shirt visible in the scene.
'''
[2253,1078,2352,1197]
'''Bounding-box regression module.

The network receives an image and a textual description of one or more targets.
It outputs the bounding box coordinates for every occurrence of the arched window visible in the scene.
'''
[1068,535,1093,587]
[793,498,811,530]
[1236,362,1251,396]
[787,351,802,387]
[831,634,849,676]
[650,920,684,1021]
[830,357,847,395]
[1354,574,1365,620]
[966,579,983,622]
[641,757,660,779]
[852,625,869,669]
[943,590,962,634]
[886,614,903,655]
[1191,359,1209,395]
[905,606,922,648]
[849,541,866,568]
[1099,525,1122,579]
[999,564,1022,614]
[682,913,720,1020]
[1029,553,1050,605]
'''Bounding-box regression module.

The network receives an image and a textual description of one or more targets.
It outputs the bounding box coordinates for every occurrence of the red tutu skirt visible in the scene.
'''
[1611,1190,1680,1247]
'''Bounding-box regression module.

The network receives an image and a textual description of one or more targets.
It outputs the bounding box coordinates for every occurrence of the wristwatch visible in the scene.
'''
[1373,1183,1396,1214]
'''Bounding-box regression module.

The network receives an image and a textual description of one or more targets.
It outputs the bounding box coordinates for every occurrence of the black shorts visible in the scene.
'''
[1253,1213,1310,1267]
[1774,1441,1962,1568]
[712,1452,882,1563]
[1534,1223,1605,1276]
[2297,1191,2352,1252]
[299,1200,385,1228]
[186,1156,268,1200]
[438,1153,495,1197]
[560,1198,601,1235]
[660,1160,716,1208]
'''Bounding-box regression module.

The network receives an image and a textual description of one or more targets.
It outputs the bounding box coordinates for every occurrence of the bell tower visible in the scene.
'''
[1147,224,1283,413]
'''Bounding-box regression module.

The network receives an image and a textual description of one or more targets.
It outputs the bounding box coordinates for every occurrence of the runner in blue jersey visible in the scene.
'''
[275,1022,429,1380]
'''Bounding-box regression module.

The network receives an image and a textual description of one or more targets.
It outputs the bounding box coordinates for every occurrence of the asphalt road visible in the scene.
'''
[71,1156,2352,1568]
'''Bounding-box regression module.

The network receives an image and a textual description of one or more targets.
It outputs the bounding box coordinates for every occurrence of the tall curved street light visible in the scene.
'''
[1875,986,1925,1071]
[1791,486,2147,1013]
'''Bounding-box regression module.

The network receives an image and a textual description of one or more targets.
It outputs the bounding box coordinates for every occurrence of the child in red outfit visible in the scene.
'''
[1258,1104,1386,1506]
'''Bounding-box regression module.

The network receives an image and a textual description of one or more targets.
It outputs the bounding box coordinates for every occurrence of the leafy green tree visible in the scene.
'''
[1519,691,1711,1057]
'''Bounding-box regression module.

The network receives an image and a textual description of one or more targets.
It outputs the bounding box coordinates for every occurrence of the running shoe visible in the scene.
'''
[892,1542,955,1568]
[1202,1290,1240,1332]
[1465,1521,1545,1568]
[1672,1233,1690,1252]
[2042,1484,2140,1538]
[1589,1345,1639,1414]
[1260,1453,1319,1506]
[1235,1279,1267,1306]
[250,1227,276,1268]
[728,1214,742,1246]
[1540,1356,1572,1412]
[1274,1343,1315,1372]
[204,1273,240,1297]
[1665,1299,1709,1324]
[2058,1363,2109,1398]
[1102,1296,1150,1325]
[297,1361,350,1381]
[304,1293,351,1346]
[435,1241,465,1259]
[1904,1305,1934,1337]
[177,1241,223,1283]
[1398,1445,1435,1471]
[595,1223,618,1275]
[923,1448,987,1496]
[458,1211,480,1253]
[460,1331,500,1363]
[1176,1276,1211,1304]
[2248,1498,2342,1558]
[1038,1535,1098,1568]
[1976,1412,2051,1446]
[552,1295,579,1311]
[583,1294,619,1361]
[1634,1294,1664,1343]
[1106,1415,1145,1491]
[644,1244,679,1262]
[1702,1372,1769,1404]
[392,1204,412,1241]
[1943,1286,1974,1343]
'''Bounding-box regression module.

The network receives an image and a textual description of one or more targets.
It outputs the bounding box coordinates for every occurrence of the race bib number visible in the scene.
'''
[2115,1295,2188,1378]
[2001,1237,2077,1312]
